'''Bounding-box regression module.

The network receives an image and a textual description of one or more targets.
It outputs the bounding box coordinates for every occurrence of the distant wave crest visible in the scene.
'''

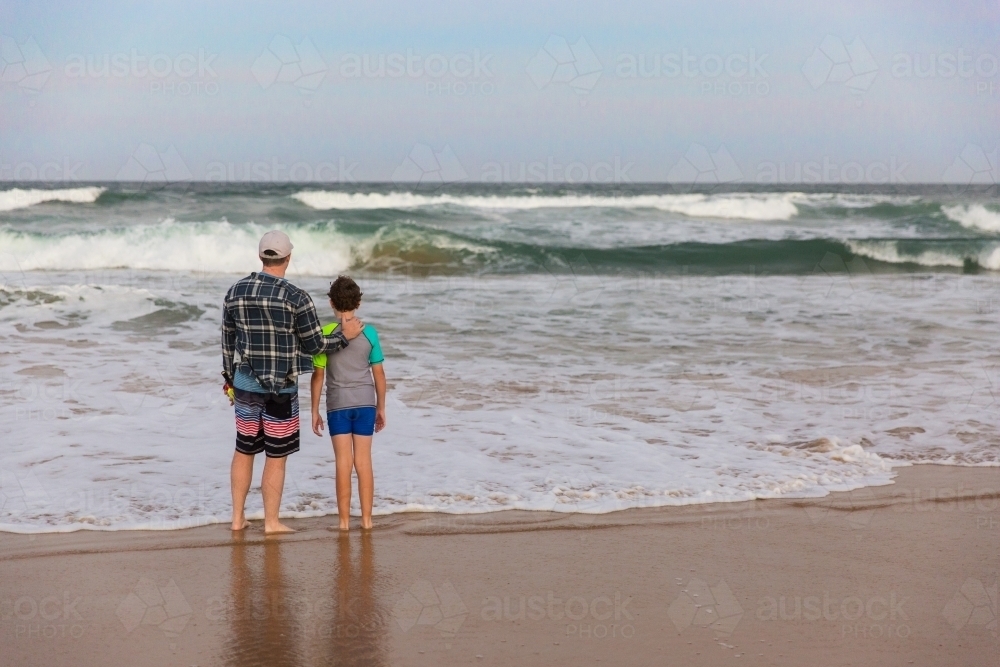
[0,187,106,212]
[292,190,804,220]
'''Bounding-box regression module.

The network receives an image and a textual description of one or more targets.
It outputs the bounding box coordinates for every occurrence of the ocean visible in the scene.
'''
[1,183,998,532]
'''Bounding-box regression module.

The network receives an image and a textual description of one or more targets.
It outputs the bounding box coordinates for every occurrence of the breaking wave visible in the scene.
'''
[0,187,105,212]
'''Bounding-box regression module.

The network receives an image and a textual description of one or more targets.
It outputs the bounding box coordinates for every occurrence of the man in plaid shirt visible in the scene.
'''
[223,230,362,534]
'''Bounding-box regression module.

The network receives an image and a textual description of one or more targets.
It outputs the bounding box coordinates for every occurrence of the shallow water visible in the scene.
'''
[1,184,998,532]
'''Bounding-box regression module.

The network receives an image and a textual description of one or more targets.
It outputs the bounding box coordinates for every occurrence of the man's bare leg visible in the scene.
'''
[230,451,254,530]
[262,455,294,534]
[332,434,355,530]
[352,435,374,529]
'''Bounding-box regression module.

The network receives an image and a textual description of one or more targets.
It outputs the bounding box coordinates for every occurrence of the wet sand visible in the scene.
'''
[0,464,997,667]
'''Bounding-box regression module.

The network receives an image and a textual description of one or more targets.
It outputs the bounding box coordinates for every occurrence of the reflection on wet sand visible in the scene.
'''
[221,532,385,667]
[224,535,304,667]
[328,531,386,666]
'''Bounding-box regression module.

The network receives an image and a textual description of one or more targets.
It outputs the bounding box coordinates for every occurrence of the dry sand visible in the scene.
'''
[0,464,997,666]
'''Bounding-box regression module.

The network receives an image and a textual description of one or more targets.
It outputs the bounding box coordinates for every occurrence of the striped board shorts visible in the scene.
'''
[234,388,300,458]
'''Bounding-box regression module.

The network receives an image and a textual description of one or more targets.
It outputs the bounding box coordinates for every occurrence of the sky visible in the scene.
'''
[1,0,998,183]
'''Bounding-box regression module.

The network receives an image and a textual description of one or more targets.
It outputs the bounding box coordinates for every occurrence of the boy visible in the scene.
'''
[311,276,386,530]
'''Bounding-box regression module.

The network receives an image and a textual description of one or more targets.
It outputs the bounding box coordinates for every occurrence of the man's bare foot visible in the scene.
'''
[231,518,249,531]
[264,522,296,534]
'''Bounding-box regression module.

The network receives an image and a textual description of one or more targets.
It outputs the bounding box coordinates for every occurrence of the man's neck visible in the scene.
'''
[261,266,287,279]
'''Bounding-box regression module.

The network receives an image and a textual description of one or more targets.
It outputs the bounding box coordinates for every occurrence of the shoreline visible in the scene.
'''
[2,459,996,536]
[1,464,996,666]
[2,463,996,549]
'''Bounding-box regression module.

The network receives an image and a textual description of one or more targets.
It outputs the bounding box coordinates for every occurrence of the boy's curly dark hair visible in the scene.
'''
[328,275,363,312]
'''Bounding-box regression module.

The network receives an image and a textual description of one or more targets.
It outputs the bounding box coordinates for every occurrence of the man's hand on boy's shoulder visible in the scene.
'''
[340,316,363,340]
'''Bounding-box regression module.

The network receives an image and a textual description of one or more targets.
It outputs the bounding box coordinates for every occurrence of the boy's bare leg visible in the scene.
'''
[352,435,374,529]
[230,451,253,530]
[262,455,295,534]
[332,434,355,530]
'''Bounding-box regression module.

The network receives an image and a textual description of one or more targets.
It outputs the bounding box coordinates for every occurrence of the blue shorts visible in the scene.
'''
[327,407,376,436]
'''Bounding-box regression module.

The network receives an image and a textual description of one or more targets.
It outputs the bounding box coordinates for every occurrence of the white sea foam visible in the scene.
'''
[974,246,1000,271]
[1,272,996,533]
[293,190,804,220]
[0,187,105,212]
[846,240,967,268]
[0,219,356,275]
[0,214,911,274]
[848,238,1000,270]
[943,204,1000,232]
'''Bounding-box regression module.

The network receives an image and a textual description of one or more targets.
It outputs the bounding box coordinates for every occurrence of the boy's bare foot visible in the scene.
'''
[264,522,296,535]
[231,517,249,531]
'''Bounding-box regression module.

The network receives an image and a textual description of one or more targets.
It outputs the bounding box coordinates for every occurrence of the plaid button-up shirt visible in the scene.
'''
[222,272,347,394]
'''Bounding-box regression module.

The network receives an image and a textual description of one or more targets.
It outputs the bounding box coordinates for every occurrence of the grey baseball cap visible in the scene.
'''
[258,230,293,259]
